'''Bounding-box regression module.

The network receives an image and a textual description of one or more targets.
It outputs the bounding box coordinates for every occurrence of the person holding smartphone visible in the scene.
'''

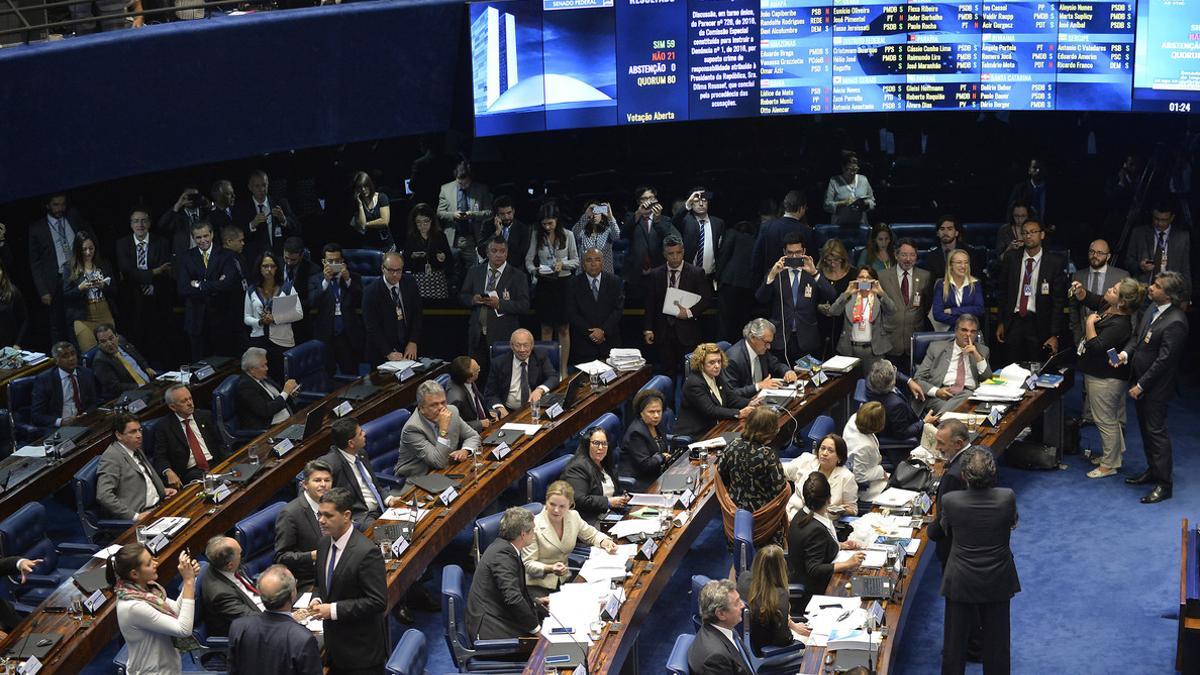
[825,266,895,378]
[756,232,835,364]
[573,200,621,274]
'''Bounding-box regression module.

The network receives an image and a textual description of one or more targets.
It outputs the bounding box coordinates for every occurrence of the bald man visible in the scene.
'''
[362,251,424,364]
[228,565,321,675]
[484,329,559,417]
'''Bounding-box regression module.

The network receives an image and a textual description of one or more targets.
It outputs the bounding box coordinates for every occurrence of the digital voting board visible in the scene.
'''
[469,0,1200,135]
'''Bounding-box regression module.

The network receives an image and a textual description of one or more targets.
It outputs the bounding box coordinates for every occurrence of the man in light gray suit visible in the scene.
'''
[907,314,992,415]
[436,160,493,248]
[395,381,482,477]
[879,240,933,372]
[1070,239,1128,424]
[96,413,177,521]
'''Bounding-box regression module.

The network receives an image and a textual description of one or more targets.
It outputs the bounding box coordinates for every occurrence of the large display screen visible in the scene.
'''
[469,0,1200,134]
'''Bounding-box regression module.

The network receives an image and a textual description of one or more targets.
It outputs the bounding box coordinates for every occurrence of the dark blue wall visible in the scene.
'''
[0,0,465,203]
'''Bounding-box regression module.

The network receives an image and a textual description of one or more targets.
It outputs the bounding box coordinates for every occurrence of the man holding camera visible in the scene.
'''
[308,243,364,377]
[755,232,835,365]
[675,187,724,282]
[623,185,679,307]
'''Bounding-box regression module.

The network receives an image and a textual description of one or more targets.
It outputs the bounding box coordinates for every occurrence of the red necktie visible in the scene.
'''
[236,571,258,595]
[950,352,966,394]
[901,271,910,307]
[183,418,210,471]
[69,373,83,412]
[1018,258,1034,317]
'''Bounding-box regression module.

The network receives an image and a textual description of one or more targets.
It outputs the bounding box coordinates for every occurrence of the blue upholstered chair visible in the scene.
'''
[525,455,572,503]
[666,633,695,675]
[283,340,331,401]
[733,509,755,576]
[363,408,411,490]
[0,502,95,614]
[441,564,525,671]
[233,501,287,577]
[909,331,955,376]
[212,374,262,450]
[72,456,135,545]
[386,628,429,675]
[8,375,42,442]
[473,502,542,564]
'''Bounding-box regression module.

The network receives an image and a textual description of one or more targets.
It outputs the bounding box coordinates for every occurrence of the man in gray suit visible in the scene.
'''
[395,381,481,477]
[96,413,177,521]
[879,240,933,371]
[1124,202,1191,287]
[908,314,992,414]
[1070,239,1128,424]
[436,160,493,248]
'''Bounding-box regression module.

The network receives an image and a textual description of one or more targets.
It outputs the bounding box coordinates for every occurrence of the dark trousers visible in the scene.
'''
[942,598,1010,675]
[125,295,171,368]
[718,285,755,344]
[1135,393,1173,485]
[772,326,821,368]
[325,331,362,378]
[655,324,695,379]
[1000,312,1050,366]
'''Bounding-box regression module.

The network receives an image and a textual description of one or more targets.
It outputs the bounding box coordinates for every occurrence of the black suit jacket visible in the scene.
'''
[997,249,1066,337]
[28,212,93,298]
[150,411,226,480]
[155,207,207,260]
[622,213,678,297]
[445,379,487,430]
[940,487,1021,603]
[715,229,756,290]
[61,261,118,326]
[483,350,559,410]
[459,263,530,349]
[320,448,390,522]
[274,495,322,589]
[755,268,835,356]
[620,418,668,486]
[676,212,726,270]
[566,271,624,364]
[231,198,298,259]
[31,366,99,428]
[643,263,711,347]
[750,216,815,284]
[0,556,26,630]
[465,538,542,640]
[228,611,322,675]
[721,339,789,399]
[234,375,294,430]
[115,234,173,305]
[675,372,749,438]
[307,272,364,347]
[787,514,839,609]
[362,275,424,365]
[865,389,923,441]
[200,566,262,637]
[561,452,620,521]
[475,219,532,266]
[177,247,240,336]
[92,342,153,400]
[687,623,754,675]
[1125,304,1188,398]
[315,528,389,671]
[927,447,969,567]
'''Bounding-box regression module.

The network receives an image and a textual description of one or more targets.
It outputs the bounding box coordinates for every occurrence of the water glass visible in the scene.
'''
[531,403,541,425]
[180,364,192,385]
[248,447,261,466]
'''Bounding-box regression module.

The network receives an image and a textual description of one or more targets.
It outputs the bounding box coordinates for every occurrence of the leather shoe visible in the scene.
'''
[1125,470,1154,485]
[392,603,415,625]
[1141,485,1173,504]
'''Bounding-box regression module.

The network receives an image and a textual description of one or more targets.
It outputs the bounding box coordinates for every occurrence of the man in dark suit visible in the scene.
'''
[474,195,531,268]
[755,232,835,365]
[200,536,263,638]
[484,329,559,418]
[274,459,332,590]
[460,237,530,372]
[622,186,679,307]
[308,487,389,674]
[909,314,992,415]
[155,187,207,260]
[940,448,1020,675]
[92,325,156,400]
[178,221,240,360]
[29,192,95,344]
[864,359,936,442]
[32,342,99,429]
[115,208,173,366]
[363,252,424,364]
[445,356,495,431]
[750,189,813,284]
[926,419,972,567]
[1124,202,1192,287]
[995,219,1066,365]
[208,180,237,239]
[566,248,624,365]
[280,237,317,344]
[151,384,225,488]
[320,417,404,528]
[643,235,711,377]
[674,187,725,282]
[686,578,754,675]
[720,318,798,398]
[465,507,546,640]
[0,556,43,639]
[308,243,365,377]
[1122,271,1190,503]
[232,171,298,261]
[235,347,300,430]
[228,565,321,675]
[1006,156,1049,224]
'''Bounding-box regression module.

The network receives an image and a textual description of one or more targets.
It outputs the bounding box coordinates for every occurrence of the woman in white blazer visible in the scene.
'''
[522,480,617,597]
[783,433,859,521]
[844,401,889,500]
[243,251,303,380]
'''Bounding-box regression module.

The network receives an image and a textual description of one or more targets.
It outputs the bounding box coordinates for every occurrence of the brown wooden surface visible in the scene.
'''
[523,368,860,675]
[0,359,53,407]
[0,362,238,522]
[0,364,447,674]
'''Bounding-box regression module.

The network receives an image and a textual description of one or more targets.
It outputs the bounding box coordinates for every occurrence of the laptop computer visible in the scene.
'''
[339,382,383,401]
[406,473,456,495]
[482,426,524,446]
[659,466,701,493]
[273,399,337,442]
[73,565,110,594]
[537,372,586,412]
[227,462,265,484]
[851,575,893,599]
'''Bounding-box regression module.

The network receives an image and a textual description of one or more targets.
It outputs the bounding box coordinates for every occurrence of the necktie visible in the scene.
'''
[202,250,209,269]
[486,268,499,293]
[183,417,210,471]
[1139,307,1157,342]
[732,632,755,673]
[137,241,153,296]
[1018,258,1034,317]
[134,449,164,503]
[470,383,487,421]
[519,361,530,406]
[901,271,910,307]
[1155,231,1167,273]
[236,571,258,596]
[591,276,600,301]
[694,221,706,268]
[790,270,800,306]
[117,350,148,386]
[391,285,405,318]
[326,542,338,592]
[355,456,384,510]
[69,372,83,413]
[669,269,678,289]
[457,189,468,213]
[751,353,762,382]
[1089,270,1100,295]
[259,204,272,247]
[950,352,966,394]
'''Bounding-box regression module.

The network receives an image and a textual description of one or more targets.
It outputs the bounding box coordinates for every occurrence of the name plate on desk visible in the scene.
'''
[147,534,170,554]
[986,407,1003,426]
[1024,375,1038,390]
[637,538,658,560]
[601,591,623,621]
[544,402,564,419]
[17,655,41,675]
[333,400,353,417]
[439,486,458,506]
[811,370,828,387]
[193,365,216,382]
[273,439,294,456]
[390,537,409,558]
[83,589,105,614]
[55,439,75,456]
[127,398,147,414]
[600,368,617,384]
[491,442,511,461]
[395,367,415,382]
[212,483,232,503]
[868,600,885,627]
[677,488,694,508]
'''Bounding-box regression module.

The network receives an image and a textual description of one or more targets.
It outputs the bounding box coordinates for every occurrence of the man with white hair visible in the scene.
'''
[484,329,559,418]
[721,318,798,398]
[235,347,300,429]
[396,380,481,477]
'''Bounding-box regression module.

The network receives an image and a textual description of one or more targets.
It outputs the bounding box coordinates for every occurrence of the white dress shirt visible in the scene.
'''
[1015,249,1044,313]
[848,295,875,342]
[256,377,293,426]
[243,286,303,347]
[813,511,838,542]
[932,341,989,393]
[174,414,213,470]
[120,441,161,510]
[338,449,380,513]
[501,355,549,410]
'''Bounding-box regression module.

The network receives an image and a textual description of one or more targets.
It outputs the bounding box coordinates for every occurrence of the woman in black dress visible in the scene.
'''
[787,472,865,613]
[525,201,579,372]
[739,544,810,660]
[404,202,454,301]
[621,388,672,489]
[350,171,393,251]
[561,427,631,524]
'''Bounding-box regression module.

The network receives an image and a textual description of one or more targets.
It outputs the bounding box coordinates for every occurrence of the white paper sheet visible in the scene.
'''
[662,287,702,316]
[270,293,303,324]
[626,493,675,508]
[607,519,662,540]
[377,359,418,373]
[501,423,542,436]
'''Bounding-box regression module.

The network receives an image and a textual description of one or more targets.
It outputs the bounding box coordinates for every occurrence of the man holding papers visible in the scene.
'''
[460,236,530,373]
[643,235,710,377]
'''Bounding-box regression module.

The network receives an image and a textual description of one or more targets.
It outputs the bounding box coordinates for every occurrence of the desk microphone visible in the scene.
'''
[544,607,591,675]
[866,619,875,674]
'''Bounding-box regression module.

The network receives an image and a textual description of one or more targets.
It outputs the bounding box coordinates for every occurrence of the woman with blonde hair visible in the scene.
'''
[932,248,985,330]
[740,544,810,660]
[818,239,854,354]
[675,343,754,437]
[522,480,618,597]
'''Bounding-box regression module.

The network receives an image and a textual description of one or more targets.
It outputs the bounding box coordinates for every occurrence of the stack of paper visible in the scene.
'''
[501,423,542,436]
[20,350,47,365]
[575,360,612,376]
[377,359,419,374]
[379,506,430,523]
[578,546,635,582]
[687,437,727,451]
[155,371,187,383]
[821,355,860,373]
[804,595,865,647]
[143,516,190,538]
[607,518,662,540]
[607,348,646,372]
[972,364,1031,402]
[870,487,919,508]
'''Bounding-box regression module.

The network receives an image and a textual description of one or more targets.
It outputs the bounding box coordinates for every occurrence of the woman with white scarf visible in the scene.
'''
[827,265,894,378]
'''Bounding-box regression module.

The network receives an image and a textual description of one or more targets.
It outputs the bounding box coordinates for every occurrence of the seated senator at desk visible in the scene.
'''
[31,341,99,429]
[446,355,497,432]
[621,389,672,488]
[522,480,617,598]
[845,401,889,501]
[721,318,799,399]
[864,359,937,444]
[200,536,263,638]
[396,380,481,477]
[483,328,559,418]
[467,506,548,640]
[787,473,864,613]
[675,342,754,438]
[235,347,300,430]
[716,407,789,547]
[783,433,858,522]
[737,545,810,659]
[274,459,331,591]
[688,579,754,675]
[321,417,404,528]
[562,427,631,524]
[110,543,200,675]
[908,313,991,415]
[92,324,156,401]
[228,565,321,675]
[98,413,178,522]
[151,384,226,487]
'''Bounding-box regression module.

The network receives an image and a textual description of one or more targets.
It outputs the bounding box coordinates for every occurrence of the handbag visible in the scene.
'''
[413,269,449,299]
[887,458,933,493]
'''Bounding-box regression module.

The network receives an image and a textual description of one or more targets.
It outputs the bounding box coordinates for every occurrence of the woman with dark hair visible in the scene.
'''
[715,219,761,343]
[350,170,393,251]
[739,545,809,659]
[405,202,453,300]
[243,251,303,380]
[621,388,672,488]
[111,543,200,675]
[787,472,865,612]
[995,202,1033,259]
[823,151,876,229]
[783,433,858,520]
[63,232,117,352]
[857,222,895,272]
[826,265,894,377]
[0,261,30,350]
[572,200,621,274]
[445,355,493,431]
[560,427,631,524]
[525,201,579,371]
[716,406,789,546]
[676,343,754,438]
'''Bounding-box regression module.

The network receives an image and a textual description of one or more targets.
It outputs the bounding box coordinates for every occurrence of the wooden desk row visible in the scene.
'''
[524,367,861,675]
[0,364,449,674]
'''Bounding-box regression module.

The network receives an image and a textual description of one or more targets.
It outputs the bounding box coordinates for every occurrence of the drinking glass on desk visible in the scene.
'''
[179,364,191,385]
[531,402,541,425]
[248,447,261,466]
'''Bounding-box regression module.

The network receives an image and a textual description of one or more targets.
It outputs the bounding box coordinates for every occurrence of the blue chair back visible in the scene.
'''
[442,564,471,669]
[640,375,674,411]
[853,379,868,405]
[283,340,330,395]
[666,634,695,675]
[343,248,384,277]
[212,374,253,444]
[8,375,37,433]
[526,454,572,503]
[489,341,561,376]
[386,628,428,675]
[807,415,836,453]
[435,374,451,388]
[689,574,712,631]
[474,503,542,563]
[233,501,287,577]
[82,347,99,369]
[583,412,622,468]
[733,509,754,575]
[363,408,411,484]
[910,331,955,375]
[0,503,58,572]
[140,416,166,462]
[662,408,677,435]
[191,561,213,644]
